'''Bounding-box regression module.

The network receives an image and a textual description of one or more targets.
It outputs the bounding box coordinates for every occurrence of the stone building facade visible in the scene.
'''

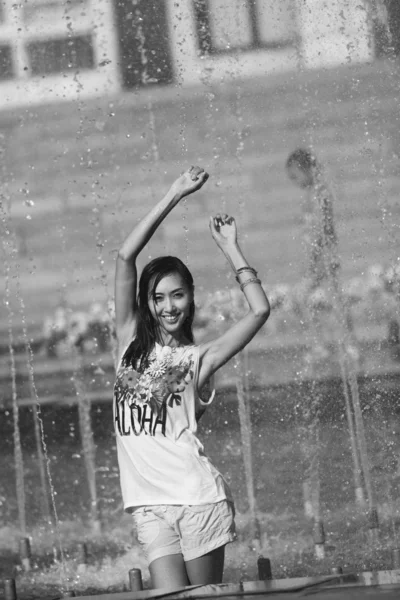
[0,0,387,110]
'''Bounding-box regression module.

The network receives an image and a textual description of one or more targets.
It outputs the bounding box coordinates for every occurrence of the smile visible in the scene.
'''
[162,314,180,323]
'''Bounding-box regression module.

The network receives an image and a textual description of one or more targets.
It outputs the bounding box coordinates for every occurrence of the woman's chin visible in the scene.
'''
[160,320,183,336]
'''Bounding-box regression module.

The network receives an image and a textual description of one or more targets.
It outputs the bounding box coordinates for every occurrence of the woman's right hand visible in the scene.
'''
[169,166,209,200]
[209,213,238,250]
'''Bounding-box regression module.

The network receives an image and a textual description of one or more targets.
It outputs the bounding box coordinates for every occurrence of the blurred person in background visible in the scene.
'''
[286,148,358,364]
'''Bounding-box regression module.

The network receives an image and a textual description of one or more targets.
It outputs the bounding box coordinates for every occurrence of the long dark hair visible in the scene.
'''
[122,256,195,371]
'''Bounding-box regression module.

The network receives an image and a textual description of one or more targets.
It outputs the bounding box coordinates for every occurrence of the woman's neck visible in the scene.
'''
[157,331,191,348]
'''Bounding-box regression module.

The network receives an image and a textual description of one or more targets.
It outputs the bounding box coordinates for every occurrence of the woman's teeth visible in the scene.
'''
[164,315,179,322]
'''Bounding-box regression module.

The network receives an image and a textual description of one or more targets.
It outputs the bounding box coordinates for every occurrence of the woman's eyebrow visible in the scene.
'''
[155,287,184,295]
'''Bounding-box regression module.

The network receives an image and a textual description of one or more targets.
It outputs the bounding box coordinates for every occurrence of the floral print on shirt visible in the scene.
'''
[114,345,195,416]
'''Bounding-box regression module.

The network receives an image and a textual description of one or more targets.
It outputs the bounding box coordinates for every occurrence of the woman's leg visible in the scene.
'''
[149,553,190,590]
[185,545,225,585]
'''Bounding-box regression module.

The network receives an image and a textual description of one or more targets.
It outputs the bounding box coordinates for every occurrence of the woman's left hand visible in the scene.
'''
[209,213,237,249]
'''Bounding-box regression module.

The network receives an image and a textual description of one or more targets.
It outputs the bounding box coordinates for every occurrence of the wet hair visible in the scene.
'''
[286,148,318,173]
[122,256,195,371]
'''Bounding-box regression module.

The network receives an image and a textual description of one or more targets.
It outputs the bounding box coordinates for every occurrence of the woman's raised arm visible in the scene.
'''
[198,214,270,388]
[114,166,209,348]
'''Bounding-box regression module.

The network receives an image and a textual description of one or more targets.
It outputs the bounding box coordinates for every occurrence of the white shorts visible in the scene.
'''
[132,500,236,564]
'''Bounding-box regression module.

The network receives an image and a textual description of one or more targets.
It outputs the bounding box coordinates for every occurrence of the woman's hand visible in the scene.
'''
[169,166,209,200]
[209,213,237,250]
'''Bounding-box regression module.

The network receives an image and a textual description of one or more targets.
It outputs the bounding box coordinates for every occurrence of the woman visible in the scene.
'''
[114,165,270,589]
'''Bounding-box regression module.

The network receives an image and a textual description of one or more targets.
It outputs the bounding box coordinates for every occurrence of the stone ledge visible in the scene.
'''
[59,570,400,600]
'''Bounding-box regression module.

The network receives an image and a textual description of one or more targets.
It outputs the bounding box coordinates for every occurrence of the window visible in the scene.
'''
[208,0,253,51]
[22,0,89,29]
[0,45,13,80]
[28,35,94,76]
[194,0,296,54]
[193,0,212,54]
[255,0,296,46]
[0,0,118,107]
[0,0,95,81]
[23,0,94,75]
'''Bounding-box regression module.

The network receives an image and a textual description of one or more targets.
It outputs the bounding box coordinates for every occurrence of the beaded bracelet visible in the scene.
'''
[235,266,257,282]
[240,277,261,292]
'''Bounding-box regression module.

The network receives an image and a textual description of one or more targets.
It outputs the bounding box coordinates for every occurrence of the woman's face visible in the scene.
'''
[149,273,193,338]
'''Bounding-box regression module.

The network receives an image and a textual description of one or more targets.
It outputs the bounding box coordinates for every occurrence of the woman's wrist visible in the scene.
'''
[221,240,239,255]
[165,187,182,206]
[221,242,249,272]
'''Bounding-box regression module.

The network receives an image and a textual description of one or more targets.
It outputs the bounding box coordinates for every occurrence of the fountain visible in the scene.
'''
[1,1,400,598]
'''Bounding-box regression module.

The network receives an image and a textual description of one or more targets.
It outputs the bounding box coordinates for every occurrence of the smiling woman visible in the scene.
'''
[113,166,270,590]
[150,274,191,330]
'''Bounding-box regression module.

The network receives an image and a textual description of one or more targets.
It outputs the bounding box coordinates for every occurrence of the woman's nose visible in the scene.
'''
[164,297,174,312]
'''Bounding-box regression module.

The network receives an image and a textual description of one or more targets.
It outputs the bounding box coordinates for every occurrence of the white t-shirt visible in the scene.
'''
[113,341,232,512]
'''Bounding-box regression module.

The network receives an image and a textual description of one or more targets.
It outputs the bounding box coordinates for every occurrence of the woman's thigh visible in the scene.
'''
[185,545,225,585]
[149,553,189,590]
